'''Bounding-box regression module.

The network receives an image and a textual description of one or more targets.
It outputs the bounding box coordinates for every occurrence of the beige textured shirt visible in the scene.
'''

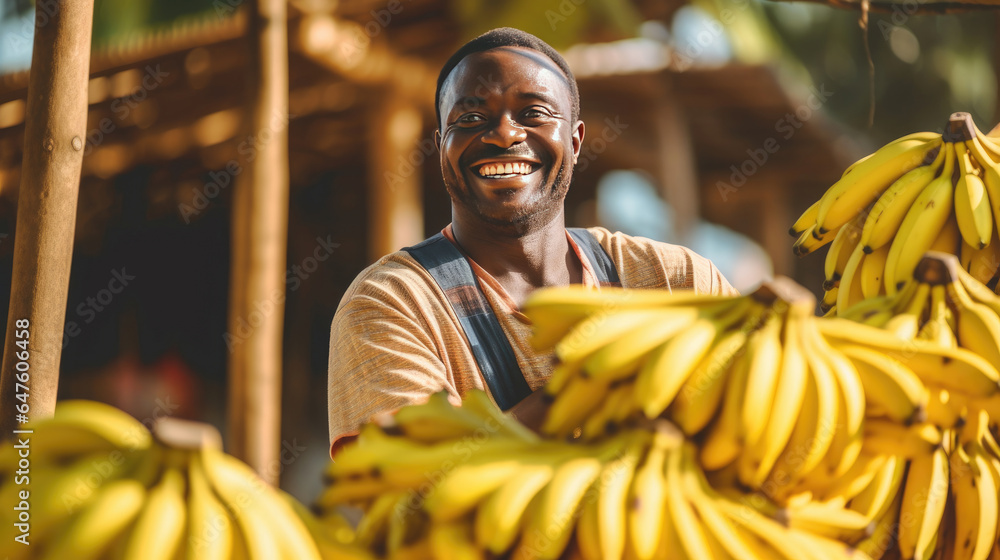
[327,226,737,450]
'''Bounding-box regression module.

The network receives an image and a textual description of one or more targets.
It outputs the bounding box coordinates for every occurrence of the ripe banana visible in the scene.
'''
[884,142,956,295]
[897,445,950,560]
[39,478,146,560]
[815,135,941,235]
[860,149,943,253]
[955,141,994,250]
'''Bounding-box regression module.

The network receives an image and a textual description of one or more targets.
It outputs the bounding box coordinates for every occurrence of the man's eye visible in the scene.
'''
[457,114,485,125]
[522,108,553,122]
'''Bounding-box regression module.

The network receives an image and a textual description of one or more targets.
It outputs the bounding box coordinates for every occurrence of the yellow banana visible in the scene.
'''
[816,136,941,234]
[855,488,902,560]
[589,432,648,560]
[714,495,825,560]
[123,462,187,560]
[839,344,927,424]
[967,137,1000,246]
[860,149,944,253]
[777,500,873,544]
[919,285,958,348]
[955,141,994,250]
[818,453,887,504]
[818,317,1000,398]
[740,312,784,454]
[948,277,1000,375]
[860,244,891,299]
[555,308,679,366]
[461,389,540,443]
[422,458,525,522]
[885,143,956,295]
[581,381,635,440]
[822,287,839,313]
[746,302,811,488]
[39,478,146,560]
[882,282,931,340]
[582,307,701,381]
[700,336,757,471]
[794,223,837,256]
[790,199,821,237]
[393,391,487,444]
[628,427,678,560]
[806,320,866,438]
[685,454,761,560]
[281,491,371,560]
[201,448,323,560]
[429,520,483,560]
[520,456,602,560]
[21,400,152,464]
[355,491,404,551]
[667,444,715,559]
[951,444,999,560]
[542,375,610,437]
[635,315,721,419]
[862,420,942,459]
[826,213,866,288]
[187,454,233,560]
[838,244,868,311]
[475,463,552,555]
[848,454,905,521]
[671,326,750,436]
[898,445,950,560]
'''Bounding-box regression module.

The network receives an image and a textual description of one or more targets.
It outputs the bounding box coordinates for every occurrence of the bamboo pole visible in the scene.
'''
[0,0,94,439]
[226,0,289,485]
[367,91,424,262]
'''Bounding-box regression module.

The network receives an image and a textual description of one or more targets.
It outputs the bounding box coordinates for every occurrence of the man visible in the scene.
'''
[328,27,736,454]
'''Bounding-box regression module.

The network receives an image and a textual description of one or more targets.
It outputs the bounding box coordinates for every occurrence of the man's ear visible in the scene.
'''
[571,120,585,164]
[434,129,441,150]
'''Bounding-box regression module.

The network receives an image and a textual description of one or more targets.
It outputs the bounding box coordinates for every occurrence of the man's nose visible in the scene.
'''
[481,115,527,148]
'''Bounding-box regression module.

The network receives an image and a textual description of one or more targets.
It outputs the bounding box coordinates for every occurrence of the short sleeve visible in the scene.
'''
[327,275,460,450]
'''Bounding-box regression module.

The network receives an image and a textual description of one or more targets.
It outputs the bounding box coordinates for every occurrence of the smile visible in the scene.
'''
[477,161,535,178]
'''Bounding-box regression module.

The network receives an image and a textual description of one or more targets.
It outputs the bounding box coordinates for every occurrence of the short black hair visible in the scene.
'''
[435,27,580,130]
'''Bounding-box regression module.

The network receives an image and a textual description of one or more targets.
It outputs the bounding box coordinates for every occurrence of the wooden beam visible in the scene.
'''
[0,0,94,438]
[226,0,289,486]
[368,91,424,262]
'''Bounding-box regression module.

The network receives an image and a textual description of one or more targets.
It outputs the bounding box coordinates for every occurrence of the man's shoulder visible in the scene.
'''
[584,226,701,262]
[338,248,439,309]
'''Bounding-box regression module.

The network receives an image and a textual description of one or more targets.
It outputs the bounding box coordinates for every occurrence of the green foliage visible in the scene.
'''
[759,1,998,143]
[448,0,641,48]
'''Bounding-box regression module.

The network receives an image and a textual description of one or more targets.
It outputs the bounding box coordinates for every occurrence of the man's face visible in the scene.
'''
[436,47,585,232]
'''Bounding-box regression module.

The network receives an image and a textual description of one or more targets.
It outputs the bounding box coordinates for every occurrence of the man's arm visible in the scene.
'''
[506,389,550,432]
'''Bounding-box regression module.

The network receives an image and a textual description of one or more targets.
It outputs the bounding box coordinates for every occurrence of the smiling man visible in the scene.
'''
[327,28,736,454]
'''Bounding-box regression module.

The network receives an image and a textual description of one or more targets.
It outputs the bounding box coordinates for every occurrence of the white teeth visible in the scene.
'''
[479,162,533,176]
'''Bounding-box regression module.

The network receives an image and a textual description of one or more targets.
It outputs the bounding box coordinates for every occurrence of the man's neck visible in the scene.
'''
[451,211,583,303]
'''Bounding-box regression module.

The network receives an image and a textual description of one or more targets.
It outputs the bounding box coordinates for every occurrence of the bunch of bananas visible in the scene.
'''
[0,400,369,560]
[319,397,871,560]
[791,113,1000,312]
[524,280,899,504]
[830,252,1000,560]
[322,272,1000,559]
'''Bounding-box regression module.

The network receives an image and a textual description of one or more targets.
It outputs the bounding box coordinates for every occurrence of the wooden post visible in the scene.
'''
[655,82,699,244]
[0,0,94,438]
[368,92,424,262]
[226,0,289,485]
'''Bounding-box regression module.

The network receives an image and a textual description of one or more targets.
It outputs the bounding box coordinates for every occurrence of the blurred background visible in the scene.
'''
[0,0,997,501]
